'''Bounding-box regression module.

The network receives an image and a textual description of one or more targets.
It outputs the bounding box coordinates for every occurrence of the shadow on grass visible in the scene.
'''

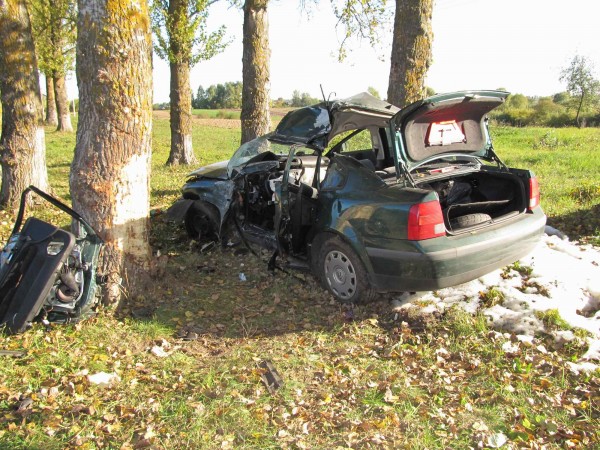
[151,188,180,198]
[548,202,600,243]
[124,216,397,341]
[47,162,71,169]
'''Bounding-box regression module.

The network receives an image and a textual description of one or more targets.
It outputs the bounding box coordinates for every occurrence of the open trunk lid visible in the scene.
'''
[391,90,508,172]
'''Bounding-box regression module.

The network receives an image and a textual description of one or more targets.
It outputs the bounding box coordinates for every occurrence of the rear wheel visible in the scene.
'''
[317,237,376,304]
[184,202,219,241]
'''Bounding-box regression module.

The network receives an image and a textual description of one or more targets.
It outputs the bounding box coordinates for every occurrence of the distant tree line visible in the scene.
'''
[489,91,600,127]
[193,82,242,109]
[182,85,320,110]
[162,83,600,129]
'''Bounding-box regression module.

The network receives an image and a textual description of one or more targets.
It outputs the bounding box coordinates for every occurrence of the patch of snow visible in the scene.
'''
[581,339,600,361]
[544,225,567,240]
[391,233,600,366]
[501,341,519,355]
[151,346,170,358]
[515,335,534,346]
[567,361,598,374]
[88,372,120,387]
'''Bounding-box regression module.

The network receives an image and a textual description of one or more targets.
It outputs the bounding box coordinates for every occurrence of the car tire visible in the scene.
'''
[184,202,219,241]
[450,213,492,230]
[317,236,376,304]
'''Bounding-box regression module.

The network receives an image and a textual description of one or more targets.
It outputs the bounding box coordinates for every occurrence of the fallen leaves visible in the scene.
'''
[0,246,598,449]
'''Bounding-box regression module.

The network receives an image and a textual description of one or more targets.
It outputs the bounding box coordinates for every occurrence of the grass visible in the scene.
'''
[489,126,600,243]
[0,119,599,448]
[534,309,572,332]
[192,109,240,120]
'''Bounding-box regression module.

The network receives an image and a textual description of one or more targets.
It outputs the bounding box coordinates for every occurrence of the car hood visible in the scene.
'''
[188,160,229,180]
[270,92,399,150]
[391,90,508,171]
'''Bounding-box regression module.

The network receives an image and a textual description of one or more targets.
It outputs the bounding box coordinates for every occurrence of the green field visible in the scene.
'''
[0,118,598,449]
[40,118,600,242]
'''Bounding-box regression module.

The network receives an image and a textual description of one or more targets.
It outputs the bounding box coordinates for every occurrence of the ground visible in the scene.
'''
[0,121,598,448]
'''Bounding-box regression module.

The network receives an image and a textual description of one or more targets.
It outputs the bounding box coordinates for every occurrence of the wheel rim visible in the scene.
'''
[324,249,356,299]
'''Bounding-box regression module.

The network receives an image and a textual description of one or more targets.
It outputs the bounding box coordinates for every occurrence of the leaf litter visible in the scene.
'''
[0,221,598,448]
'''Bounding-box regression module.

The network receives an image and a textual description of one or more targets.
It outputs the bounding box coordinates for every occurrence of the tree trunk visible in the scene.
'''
[54,73,73,132]
[165,0,195,166]
[45,74,58,126]
[0,0,50,209]
[167,62,195,165]
[387,0,433,107]
[241,0,271,144]
[575,90,585,128]
[71,0,153,305]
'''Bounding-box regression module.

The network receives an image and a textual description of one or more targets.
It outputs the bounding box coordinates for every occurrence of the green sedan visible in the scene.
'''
[169,91,546,303]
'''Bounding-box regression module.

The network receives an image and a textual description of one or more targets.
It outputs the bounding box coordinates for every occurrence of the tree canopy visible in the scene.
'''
[151,0,227,66]
[27,0,76,77]
[194,82,242,109]
[559,55,600,127]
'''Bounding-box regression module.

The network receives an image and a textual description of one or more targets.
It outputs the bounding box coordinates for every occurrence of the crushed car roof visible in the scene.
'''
[270,92,399,150]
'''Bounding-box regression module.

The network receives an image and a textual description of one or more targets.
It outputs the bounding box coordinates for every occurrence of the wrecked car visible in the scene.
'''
[0,186,103,333]
[169,91,546,303]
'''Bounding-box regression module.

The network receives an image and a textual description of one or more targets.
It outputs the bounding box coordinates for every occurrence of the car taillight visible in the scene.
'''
[529,177,540,210]
[408,200,445,240]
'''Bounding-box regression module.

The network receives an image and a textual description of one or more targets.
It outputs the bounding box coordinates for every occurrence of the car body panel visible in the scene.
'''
[391,90,508,171]
[365,207,545,291]
[0,186,103,333]
[188,160,229,180]
[272,93,399,151]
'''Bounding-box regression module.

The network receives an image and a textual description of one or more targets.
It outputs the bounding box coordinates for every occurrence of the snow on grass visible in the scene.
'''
[392,227,600,372]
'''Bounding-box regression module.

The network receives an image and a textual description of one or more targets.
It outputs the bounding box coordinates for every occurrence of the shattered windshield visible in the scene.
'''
[227,133,291,177]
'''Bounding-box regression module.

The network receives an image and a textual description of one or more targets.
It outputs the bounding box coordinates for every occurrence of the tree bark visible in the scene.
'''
[71,0,153,305]
[167,61,195,165]
[0,0,50,209]
[45,74,58,126]
[165,0,195,166]
[387,0,433,107]
[54,73,73,132]
[241,0,271,144]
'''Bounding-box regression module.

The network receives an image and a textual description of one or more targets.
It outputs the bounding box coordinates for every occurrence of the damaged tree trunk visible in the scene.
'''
[54,73,73,132]
[71,0,153,305]
[240,0,271,144]
[0,0,50,209]
[45,74,58,126]
[387,0,433,107]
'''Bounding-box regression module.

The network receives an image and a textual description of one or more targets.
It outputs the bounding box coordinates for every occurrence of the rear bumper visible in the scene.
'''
[365,208,546,292]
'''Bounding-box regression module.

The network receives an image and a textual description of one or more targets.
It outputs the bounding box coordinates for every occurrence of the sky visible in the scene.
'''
[147,0,600,104]
[63,0,599,103]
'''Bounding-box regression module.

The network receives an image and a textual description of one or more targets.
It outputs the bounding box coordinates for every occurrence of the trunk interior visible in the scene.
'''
[419,170,527,232]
